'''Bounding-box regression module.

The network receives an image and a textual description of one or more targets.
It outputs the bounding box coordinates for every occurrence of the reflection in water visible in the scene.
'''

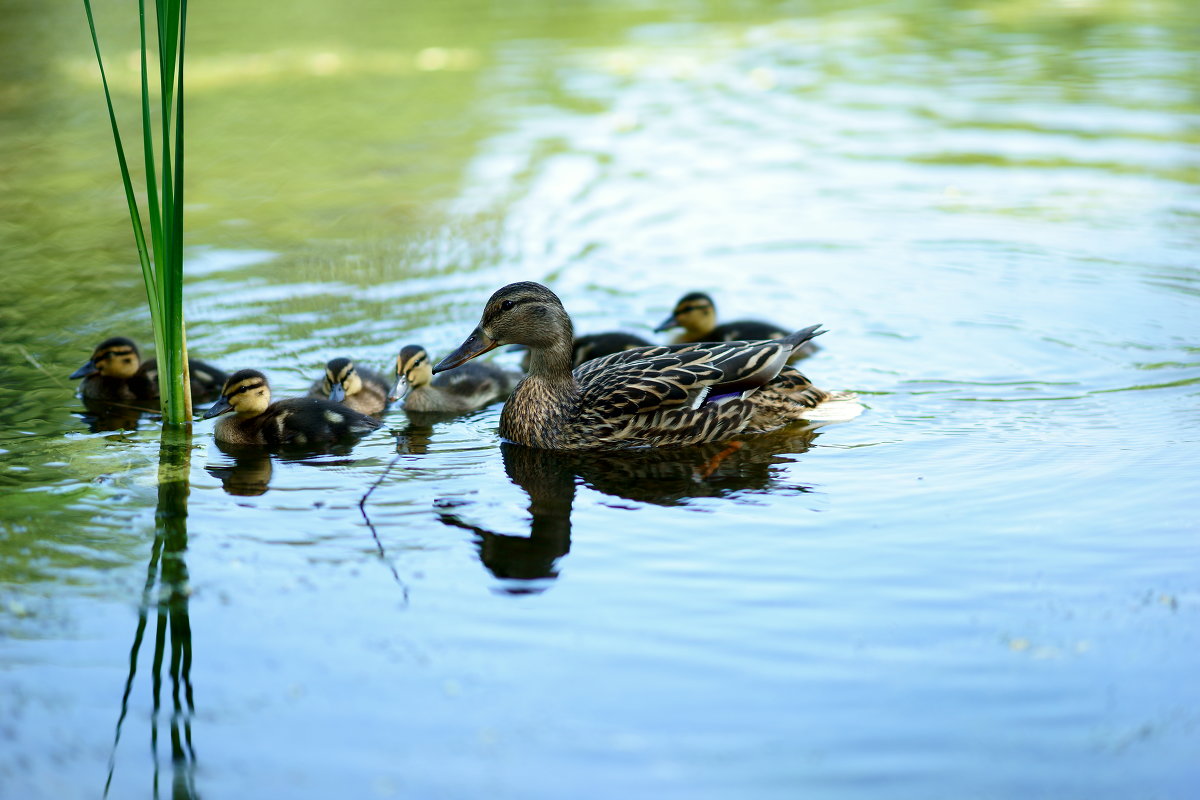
[205,441,274,496]
[79,397,157,433]
[393,416,444,455]
[106,428,198,800]
[440,427,820,590]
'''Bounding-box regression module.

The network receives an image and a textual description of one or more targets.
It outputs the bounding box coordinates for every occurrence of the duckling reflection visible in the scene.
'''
[392,419,438,455]
[439,428,820,589]
[79,396,153,432]
[205,441,274,496]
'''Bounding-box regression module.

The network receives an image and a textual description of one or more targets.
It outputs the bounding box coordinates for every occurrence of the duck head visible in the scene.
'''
[321,357,362,404]
[654,291,716,336]
[203,369,271,419]
[390,345,432,402]
[435,282,573,372]
[70,336,142,380]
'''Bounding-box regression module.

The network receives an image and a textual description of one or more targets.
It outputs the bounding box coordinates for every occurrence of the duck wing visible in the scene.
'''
[570,326,825,447]
[576,324,823,399]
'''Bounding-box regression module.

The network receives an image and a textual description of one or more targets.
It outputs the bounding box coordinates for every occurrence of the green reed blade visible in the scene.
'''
[138,0,163,276]
[83,0,191,424]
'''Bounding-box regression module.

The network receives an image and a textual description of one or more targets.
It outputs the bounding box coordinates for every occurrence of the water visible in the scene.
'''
[2,0,1198,797]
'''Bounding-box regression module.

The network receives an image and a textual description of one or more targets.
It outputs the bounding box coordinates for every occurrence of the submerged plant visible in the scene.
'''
[83,0,192,423]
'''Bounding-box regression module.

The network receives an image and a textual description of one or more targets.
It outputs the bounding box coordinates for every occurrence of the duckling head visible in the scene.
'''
[202,369,271,420]
[70,336,142,380]
[654,291,716,336]
[435,282,573,372]
[321,357,362,403]
[390,345,432,402]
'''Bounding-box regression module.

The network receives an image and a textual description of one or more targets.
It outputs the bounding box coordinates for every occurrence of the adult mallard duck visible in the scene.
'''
[203,369,382,447]
[390,344,521,414]
[434,282,853,450]
[654,291,818,359]
[70,336,227,404]
[307,357,390,416]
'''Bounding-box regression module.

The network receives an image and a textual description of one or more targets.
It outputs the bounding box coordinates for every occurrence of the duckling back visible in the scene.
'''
[207,368,381,448]
[406,361,521,414]
[142,357,229,402]
[216,397,382,447]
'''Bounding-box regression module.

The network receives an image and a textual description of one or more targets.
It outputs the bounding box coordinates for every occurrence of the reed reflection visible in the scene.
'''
[106,426,198,799]
[439,426,820,591]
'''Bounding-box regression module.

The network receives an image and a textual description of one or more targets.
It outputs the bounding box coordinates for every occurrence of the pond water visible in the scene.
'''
[2,0,1198,797]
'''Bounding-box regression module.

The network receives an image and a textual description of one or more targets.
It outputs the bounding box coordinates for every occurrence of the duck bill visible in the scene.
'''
[388,375,410,403]
[434,328,497,373]
[201,396,234,420]
[328,383,346,403]
[653,313,679,333]
[70,360,98,379]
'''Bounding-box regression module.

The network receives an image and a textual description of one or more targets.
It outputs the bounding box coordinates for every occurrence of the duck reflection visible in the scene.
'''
[439,426,820,590]
[205,441,274,496]
[79,397,156,432]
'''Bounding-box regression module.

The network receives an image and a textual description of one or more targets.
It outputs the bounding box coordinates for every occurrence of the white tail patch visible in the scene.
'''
[800,392,864,423]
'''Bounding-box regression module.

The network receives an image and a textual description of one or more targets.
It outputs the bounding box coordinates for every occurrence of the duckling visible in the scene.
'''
[203,369,382,447]
[654,291,818,359]
[70,336,228,404]
[434,281,855,450]
[307,357,390,416]
[391,344,521,414]
[518,331,654,371]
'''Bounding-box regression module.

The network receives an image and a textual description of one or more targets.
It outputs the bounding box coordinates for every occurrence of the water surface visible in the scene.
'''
[2,1,1198,798]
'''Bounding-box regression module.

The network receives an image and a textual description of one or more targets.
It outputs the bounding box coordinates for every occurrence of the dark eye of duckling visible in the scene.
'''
[500,299,515,311]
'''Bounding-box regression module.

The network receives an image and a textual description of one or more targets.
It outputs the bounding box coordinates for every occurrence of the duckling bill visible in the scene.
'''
[204,369,382,447]
[70,336,227,404]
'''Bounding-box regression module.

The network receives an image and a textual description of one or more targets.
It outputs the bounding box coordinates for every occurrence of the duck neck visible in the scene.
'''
[526,338,576,389]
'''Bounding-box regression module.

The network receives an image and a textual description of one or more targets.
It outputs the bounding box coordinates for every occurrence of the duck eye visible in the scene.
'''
[500,299,515,311]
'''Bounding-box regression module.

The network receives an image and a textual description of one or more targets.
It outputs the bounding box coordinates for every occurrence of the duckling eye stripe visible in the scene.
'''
[676,304,706,314]
[96,349,135,361]
[227,381,265,398]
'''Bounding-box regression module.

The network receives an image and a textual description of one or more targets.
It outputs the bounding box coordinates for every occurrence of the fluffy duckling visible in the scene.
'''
[434,282,854,450]
[654,292,818,359]
[70,336,227,404]
[307,357,390,416]
[391,344,521,414]
[203,369,382,447]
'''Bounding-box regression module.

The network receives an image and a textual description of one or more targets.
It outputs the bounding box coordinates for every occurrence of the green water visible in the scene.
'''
[2,0,1198,797]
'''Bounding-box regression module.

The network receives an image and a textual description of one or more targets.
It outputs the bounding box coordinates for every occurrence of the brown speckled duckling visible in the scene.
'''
[307,357,390,416]
[203,369,382,447]
[70,336,227,404]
